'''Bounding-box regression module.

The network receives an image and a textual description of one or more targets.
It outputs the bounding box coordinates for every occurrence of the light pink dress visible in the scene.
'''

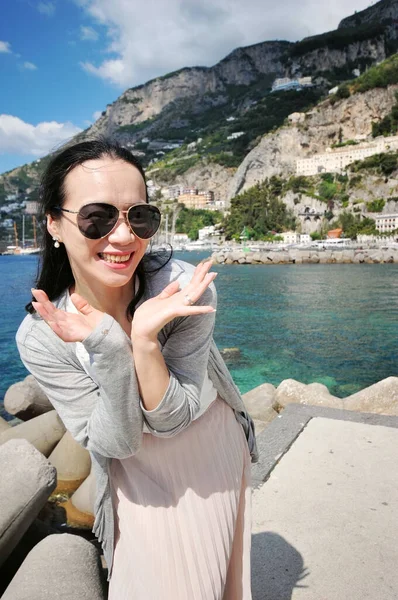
[108,395,252,600]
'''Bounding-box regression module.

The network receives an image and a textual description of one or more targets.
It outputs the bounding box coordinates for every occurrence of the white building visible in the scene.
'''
[281,232,312,244]
[227,131,245,140]
[281,231,300,244]
[272,76,313,93]
[296,135,398,176]
[375,214,398,233]
[198,225,216,240]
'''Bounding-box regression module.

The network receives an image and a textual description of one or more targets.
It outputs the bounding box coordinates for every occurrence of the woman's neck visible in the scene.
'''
[70,278,135,326]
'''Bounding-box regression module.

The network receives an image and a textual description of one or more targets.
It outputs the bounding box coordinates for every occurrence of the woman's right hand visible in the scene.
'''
[31,289,105,343]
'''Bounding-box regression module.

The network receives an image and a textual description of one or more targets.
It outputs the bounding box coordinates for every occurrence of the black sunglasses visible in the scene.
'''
[55,202,161,240]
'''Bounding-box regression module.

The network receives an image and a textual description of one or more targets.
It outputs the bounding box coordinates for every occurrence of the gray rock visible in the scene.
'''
[4,375,53,421]
[343,377,398,415]
[0,439,57,567]
[0,410,66,456]
[220,347,241,360]
[242,383,278,423]
[1,534,105,600]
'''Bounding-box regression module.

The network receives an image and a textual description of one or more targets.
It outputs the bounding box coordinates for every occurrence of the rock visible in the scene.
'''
[0,439,57,567]
[242,383,278,423]
[4,375,53,421]
[0,410,66,457]
[343,377,398,415]
[275,379,343,410]
[1,534,105,600]
[0,416,11,433]
[221,347,241,360]
[49,431,91,495]
[60,468,96,529]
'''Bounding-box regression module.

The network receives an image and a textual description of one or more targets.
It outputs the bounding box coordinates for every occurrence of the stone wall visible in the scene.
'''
[212,247,398,265]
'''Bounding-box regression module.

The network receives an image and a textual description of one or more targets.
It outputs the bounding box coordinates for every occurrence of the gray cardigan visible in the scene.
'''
[16,258,258,578]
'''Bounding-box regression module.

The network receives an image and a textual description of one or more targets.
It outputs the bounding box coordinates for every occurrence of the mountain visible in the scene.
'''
[1,0,398,247]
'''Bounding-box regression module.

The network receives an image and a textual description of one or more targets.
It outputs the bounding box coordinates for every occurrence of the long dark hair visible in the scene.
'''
[26,137,171,318]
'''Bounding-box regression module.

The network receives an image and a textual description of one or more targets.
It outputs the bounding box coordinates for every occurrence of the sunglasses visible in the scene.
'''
[55,202,161,240]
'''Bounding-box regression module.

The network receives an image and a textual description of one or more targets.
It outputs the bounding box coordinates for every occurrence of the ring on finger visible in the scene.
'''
[184,294,194,306]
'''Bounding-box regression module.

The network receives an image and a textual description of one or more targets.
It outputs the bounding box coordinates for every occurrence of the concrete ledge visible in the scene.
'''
[251,403,398,600]
[251,403,398,487]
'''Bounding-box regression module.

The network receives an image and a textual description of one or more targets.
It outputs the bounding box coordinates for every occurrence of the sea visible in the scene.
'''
[1,251,398,419]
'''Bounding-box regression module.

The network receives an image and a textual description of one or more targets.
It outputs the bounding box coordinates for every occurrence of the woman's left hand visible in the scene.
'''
[131,259,217,344]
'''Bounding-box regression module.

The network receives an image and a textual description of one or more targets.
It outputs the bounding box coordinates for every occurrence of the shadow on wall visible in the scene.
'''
[251,532,309,600]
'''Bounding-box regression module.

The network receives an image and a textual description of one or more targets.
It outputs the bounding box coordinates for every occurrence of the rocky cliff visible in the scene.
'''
[228,84,398,199]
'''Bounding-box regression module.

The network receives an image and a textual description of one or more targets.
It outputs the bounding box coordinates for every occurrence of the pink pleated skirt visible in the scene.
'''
[108,395,252,600]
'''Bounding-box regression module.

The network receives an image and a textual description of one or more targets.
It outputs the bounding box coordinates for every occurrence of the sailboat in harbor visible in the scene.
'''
[3,215,41,255]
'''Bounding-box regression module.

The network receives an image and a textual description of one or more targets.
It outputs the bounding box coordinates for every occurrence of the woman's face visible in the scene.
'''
[47,157,150,293]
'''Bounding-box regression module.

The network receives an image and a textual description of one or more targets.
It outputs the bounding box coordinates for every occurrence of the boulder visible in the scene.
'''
[1,534,105,600]
[0,410,66,457]
[275,379,343,410]
[343,377,398,415]
[49,431,91,495]
[4,375,53,421]
[220,347,241,361]
[242,383,278,424]
[0,439,57,567]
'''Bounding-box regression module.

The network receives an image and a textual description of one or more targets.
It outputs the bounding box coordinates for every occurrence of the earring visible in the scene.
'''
[53,237,60,249]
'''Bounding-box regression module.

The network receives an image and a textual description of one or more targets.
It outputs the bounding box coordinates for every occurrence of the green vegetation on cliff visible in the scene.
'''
[175,208,222,240]
[224,178,297,240]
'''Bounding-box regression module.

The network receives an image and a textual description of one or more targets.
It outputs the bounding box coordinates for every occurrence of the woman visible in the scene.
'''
[16,138,258,600]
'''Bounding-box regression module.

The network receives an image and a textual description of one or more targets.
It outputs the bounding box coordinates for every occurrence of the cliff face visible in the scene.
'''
[339,0,398,29]
[228,85,398,199]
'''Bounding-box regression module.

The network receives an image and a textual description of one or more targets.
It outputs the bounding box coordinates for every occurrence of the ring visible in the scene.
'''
[184,294,194,306]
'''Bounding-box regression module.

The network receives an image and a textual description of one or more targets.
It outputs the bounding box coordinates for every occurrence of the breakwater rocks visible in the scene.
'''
[212,247,398,265]
[243,376,398,435]
[0,376,105,599]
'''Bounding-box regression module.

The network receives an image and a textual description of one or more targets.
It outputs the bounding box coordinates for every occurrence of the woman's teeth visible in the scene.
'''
[99,253,131,263]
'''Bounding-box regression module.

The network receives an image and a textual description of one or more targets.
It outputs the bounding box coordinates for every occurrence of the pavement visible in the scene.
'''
[250,404,398,600]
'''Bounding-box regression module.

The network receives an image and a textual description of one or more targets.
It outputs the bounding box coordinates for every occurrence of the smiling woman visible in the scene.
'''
[15,138,258,599]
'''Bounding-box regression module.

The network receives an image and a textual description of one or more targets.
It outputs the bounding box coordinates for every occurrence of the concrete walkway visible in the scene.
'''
[251,404,398,600]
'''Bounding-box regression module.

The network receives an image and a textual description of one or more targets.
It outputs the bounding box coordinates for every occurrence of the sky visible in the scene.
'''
[0,0,376,174]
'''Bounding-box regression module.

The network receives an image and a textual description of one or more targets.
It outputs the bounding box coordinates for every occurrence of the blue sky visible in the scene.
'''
[0,0,374,174]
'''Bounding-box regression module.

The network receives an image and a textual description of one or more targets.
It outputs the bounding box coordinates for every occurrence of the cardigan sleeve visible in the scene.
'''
[16,314,144,459]
[140,281,217,436]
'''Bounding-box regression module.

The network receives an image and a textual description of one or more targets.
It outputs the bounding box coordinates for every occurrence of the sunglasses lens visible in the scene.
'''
[128,205,161,239]
[77,203,118,239]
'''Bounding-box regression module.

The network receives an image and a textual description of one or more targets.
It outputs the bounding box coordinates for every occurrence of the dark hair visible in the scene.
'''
[26,137,171,318]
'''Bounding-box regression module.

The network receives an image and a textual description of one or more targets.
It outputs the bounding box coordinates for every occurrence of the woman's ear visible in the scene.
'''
[47,214,61,242]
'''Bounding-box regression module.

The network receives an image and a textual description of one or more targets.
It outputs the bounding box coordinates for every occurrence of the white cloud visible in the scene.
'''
[37,2,55,16]
[80,25,99,41]
[92,110,102,120]
[76,0,373,88]
[23,61,38,70]
[0,41,11,54]
[0,115,82,156]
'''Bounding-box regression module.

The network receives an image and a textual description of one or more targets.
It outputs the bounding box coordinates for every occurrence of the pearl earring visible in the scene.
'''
[53,237,60,249]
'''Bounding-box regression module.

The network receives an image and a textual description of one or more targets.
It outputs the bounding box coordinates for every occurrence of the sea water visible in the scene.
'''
[1,252,397,418]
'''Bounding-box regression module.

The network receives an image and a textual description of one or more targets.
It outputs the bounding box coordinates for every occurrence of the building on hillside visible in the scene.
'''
[296,135,398,176]
[272,76,313,93]
[178,193,209,210]
[198,226,217,240]
[227,132,245,140]
[280,232,312,244]
[198,190,215,202]
[375,214,398,233]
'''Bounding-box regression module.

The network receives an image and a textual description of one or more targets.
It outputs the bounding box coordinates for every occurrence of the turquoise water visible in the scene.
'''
[1,252,397,419]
